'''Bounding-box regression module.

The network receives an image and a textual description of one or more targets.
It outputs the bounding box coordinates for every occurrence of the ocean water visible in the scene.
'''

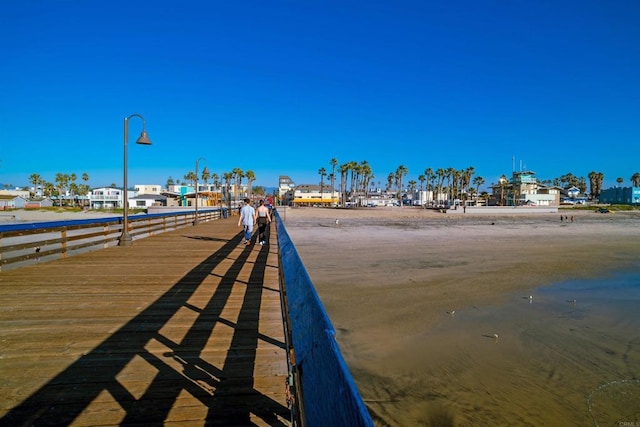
[409,270,640,426]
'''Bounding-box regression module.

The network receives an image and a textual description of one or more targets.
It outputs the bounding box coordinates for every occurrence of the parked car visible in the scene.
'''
[596,207,613,213]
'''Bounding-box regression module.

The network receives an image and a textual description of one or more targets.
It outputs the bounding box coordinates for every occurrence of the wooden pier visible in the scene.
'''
[0,217,290,426]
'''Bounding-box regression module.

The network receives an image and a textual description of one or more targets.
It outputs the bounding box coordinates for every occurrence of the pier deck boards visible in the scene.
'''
[0,217,290,426]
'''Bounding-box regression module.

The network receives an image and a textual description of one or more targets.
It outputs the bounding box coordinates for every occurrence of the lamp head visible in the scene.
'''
[136,130,152,145]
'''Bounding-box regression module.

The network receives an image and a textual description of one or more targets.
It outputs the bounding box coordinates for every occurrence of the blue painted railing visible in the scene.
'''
[275,209,373,427]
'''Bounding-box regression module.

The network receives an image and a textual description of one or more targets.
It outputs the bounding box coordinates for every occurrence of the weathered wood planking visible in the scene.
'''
[0,218,290,426]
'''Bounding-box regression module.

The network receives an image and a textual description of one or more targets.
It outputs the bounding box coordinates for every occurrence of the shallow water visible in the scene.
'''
[363,271,640,426]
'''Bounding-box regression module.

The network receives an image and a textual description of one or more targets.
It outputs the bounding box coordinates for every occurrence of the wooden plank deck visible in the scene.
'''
[0,217,291,426]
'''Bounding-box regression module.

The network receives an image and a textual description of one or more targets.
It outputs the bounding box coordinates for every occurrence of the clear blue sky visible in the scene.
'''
[1,1,639,191]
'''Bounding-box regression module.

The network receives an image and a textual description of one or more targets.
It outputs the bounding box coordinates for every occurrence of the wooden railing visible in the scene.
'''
[0,209,224,271]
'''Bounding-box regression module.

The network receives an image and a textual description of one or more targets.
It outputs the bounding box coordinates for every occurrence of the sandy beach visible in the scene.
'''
[281,207,640,426]
[0,209,121,223]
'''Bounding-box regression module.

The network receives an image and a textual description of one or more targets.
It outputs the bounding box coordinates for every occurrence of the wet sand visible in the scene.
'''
[281,207,640,426]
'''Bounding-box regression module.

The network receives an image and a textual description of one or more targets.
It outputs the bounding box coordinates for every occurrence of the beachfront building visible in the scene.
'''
[599,186,640,205]
[291,184,339,207]
[89,185,167,210]
[0,189,30,199]
[135,184,162,195]
[90,187,124,209]
[129,194,169,208]
[361,188,399,207]
[24,198,54,209]
[278,176,295,206]
[490,171,560,206]
[0,194,28,209]
[166,183,224,208]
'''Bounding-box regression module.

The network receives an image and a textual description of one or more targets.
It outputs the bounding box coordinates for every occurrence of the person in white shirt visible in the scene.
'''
[237,198,256,245]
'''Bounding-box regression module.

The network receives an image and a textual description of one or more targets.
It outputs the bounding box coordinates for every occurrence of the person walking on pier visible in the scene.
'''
[256,199,271,245]
[238,198,256,245]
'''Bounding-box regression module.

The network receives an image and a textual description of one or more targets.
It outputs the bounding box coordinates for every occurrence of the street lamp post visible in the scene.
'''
[194,157,208,225]
[118,113,152,246]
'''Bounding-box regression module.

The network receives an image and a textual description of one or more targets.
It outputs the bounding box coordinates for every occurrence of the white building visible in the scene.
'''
[90,187,123,209]
[90,184,165,209]
[135,184,162,195]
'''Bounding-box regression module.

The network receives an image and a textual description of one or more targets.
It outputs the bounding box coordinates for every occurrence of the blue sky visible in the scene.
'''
[1,1,639,191]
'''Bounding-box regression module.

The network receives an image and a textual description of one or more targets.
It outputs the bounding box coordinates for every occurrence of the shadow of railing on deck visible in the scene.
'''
[1,232,289,425]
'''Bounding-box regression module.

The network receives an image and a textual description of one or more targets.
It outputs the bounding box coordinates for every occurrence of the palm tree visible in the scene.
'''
[435,168,445,205]
[29,173,42,197]
[588,171,604,200]
[223,172,233,208]
[69,173,77,206]
[473,176,485,206]
[54,173,70,206]
[347,161,358,204]
[77,183,90,207]
[69,182,79,206]
[327,173,335,204]
[232,168,244,204]
[44,181,55,198]
[202,167,211,188]
[245,170,255,199]
[211,173,219,191]
[445,167,455,203]
[339,163,350,206]
[81,173,90,207]
[184,172,197,187]
[418,174,426,193]
[631,172,640,187]
[166,176,175,188]
[616,177,624,186]
[386,173,394,192]
[184,171,197,206]
[394,165,408,205]
[407,179,417,204]
[318,167,326,206]
[462,166,475,200]
[330,158,338,203]
[359,161,373,206]
[424,168,435,205]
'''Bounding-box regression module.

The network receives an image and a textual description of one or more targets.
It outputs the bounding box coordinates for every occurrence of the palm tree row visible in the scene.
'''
[319,161,640,204]
[28,172,90,206]
[321,160,484,206]
[171,167,264,208]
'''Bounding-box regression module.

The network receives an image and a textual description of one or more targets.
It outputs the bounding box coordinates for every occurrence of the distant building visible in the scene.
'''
[0,195,27,209]
[278,176,296,205]
[491,171,560,206]
[166,183,224,208]
[0,189,30,199]
[291,184,339,206]
[25,198,54,209]
[90,187,124,209]
[599,186,640,205]
[135,184,162,195]
[129,194,168,208]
